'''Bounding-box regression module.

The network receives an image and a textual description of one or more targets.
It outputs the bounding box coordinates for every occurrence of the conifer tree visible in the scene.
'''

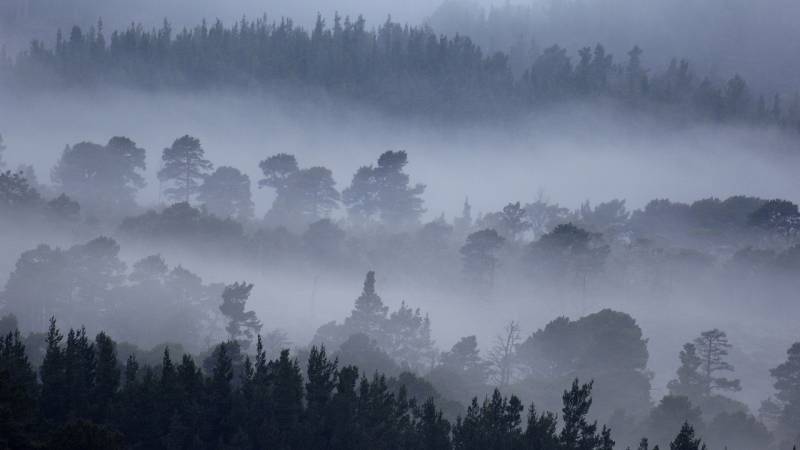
[93,332,119,422]
[669,422,706,450]
[158,135,213,203]
[39,317,67,423]
[219,282,262,350]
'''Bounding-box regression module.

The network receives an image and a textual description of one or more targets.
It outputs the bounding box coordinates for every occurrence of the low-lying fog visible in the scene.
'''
[2,86,798,413]
[3,88,799,218]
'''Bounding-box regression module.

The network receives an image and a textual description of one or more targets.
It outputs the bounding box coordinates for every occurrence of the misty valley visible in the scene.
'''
[1,1,800,450]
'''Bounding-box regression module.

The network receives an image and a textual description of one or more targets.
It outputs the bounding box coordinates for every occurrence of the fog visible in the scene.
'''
[1,2,799,449]
[2,85,798,405]
[3,88,799,218]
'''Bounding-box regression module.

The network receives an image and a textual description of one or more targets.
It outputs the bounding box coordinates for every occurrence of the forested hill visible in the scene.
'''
[2,13,799,127]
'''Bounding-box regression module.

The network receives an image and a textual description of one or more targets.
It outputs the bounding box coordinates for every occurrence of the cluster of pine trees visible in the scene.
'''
[2,13,799,127]
[0,318,715,450]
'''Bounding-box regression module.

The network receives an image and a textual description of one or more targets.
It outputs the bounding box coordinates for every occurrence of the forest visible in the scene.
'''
[0,11,798,127]
[1,1,800,449]
[1,135,799,448]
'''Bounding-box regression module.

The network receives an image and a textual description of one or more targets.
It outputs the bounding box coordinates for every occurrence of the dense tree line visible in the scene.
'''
[2,13,800,127]
[3,316,756,449]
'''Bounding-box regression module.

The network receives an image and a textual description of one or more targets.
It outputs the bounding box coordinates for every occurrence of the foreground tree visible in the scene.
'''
[158,135,213,203]
[669,422,706,450]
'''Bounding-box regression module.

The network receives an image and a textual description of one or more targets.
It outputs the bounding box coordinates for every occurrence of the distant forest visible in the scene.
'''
[0,14,798,126]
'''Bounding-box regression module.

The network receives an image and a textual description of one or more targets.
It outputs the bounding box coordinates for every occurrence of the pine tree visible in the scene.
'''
[0,330,39,448]
[344,271,389,337]
[304,345,338,448]
[204,342,234,444]
[39,317,67,423]
[343,150,425,228]
[93,332,119,422]
[272,349,304,449]
[158,135,213,203]
[416,398,452,450]
[669,422,706,450]
[668,343,705,399]
[694,329,741,396]
[197,166,254,222]
[770,342,800,438]
[524,404,559,449]
[560,379,600,450]
[219,282,262,350]
[329,365,360,450]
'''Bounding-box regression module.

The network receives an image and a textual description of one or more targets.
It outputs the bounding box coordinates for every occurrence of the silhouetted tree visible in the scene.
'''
[488,321,520,387]
[693,329,741,396]
[260,154,339,228]
[770,342,800,440]
[460,229,504,289]
[51,137,145,216]
[158,135,213,203]
[219,282,262,350]
[198,166,254,222]
[668,343,706,400]
[343,150,425,228]
[669,422,706,450]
